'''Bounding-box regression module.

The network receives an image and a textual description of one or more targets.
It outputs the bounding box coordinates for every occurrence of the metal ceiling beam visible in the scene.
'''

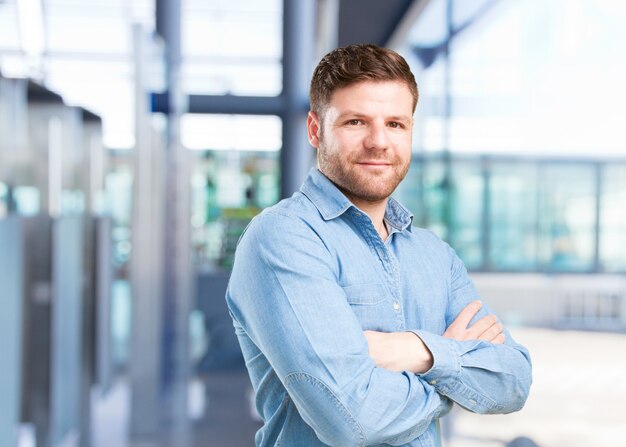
[386,0,432,48]
[336,0,415,47]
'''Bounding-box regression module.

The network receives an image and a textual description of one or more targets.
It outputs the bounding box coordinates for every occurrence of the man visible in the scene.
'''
[226,44,532,447]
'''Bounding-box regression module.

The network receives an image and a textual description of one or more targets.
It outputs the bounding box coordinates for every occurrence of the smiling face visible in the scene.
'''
[307,80,414,207]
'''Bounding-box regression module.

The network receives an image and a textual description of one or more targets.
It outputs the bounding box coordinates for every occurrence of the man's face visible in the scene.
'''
[307,80,414,204]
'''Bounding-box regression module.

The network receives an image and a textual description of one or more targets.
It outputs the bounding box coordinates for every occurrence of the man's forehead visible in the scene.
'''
[325,81,414,116]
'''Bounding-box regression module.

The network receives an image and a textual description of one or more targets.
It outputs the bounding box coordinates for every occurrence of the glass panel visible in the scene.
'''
[489,162,539,270]
[182,0,282,96]
[394,160,424,226]
[184,114,281,269]
[449,159,484,269]
[182,60,281,96]
[0,2,21,51]
[13,186,40,215]
[421,157,448,239]
[537,164,596,271]
[600,164,626,272]
[104,164,133,267]
[46,15,130,54]
[406,0,626,157]
[191,150,279,269]
[181,114,281,151]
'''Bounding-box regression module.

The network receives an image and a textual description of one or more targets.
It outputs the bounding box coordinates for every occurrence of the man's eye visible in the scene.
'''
[388,122,403,129]
[346,119,362,125]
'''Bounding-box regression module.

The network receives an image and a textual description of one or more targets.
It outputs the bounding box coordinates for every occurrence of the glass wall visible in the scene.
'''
[395,156,626,273]
[396,0,626,274]
[190,149,279,269]
[537,164,597,271]
[489,161,539,271]
[600,164,626,272]
[182,0,282,96]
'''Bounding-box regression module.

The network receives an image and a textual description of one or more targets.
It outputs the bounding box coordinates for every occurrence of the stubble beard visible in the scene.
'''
[317,143,410,204]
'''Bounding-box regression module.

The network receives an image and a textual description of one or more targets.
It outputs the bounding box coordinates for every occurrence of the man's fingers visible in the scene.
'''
[467,314,498,339]
[492,333,506,344]
[451,300,483,330]
[476,321,504,342]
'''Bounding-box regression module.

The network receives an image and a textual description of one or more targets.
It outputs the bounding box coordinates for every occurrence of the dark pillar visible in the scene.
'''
[280,0,317,198]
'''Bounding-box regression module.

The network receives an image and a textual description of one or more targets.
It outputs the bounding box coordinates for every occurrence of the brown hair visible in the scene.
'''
[309,44,418,119]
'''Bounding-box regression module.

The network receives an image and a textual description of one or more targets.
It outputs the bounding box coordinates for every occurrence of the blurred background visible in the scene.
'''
[1,0,625,446]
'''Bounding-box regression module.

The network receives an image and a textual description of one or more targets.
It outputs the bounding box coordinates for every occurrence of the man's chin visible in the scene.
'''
[343,183,399,203]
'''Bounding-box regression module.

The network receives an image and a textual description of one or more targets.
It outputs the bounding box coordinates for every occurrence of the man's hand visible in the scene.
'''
[363,301,505,373]
[443,300,505,344]
[363,330,433,374]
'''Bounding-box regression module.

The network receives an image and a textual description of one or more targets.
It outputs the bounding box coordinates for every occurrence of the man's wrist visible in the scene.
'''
[404,331,433,374]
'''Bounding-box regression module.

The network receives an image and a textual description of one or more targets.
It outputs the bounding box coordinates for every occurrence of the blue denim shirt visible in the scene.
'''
[226,169,532,447]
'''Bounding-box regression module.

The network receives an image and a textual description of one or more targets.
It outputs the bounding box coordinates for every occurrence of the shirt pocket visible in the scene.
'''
[341,283,395,331]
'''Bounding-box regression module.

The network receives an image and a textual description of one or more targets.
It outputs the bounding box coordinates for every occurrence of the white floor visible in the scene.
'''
[85,327,626,447]
[446,327,626,447]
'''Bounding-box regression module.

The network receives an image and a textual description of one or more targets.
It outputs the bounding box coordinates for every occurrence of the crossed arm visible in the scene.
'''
[229,213,532,445]
[365,300,505,374]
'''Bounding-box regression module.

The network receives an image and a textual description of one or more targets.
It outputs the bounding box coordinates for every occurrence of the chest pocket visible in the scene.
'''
[341,283,396,331]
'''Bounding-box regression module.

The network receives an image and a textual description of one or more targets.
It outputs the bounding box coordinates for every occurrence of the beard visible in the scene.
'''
[318,143,410,203]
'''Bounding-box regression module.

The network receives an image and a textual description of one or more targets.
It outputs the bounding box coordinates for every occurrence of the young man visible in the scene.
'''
[226,44,532,446]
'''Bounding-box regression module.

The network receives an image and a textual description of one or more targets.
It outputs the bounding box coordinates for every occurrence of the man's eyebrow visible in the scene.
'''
[336,111,412,122]
[387,115,413,122]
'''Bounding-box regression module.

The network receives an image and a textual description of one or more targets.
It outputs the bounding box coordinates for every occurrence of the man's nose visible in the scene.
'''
[364,123,389,150]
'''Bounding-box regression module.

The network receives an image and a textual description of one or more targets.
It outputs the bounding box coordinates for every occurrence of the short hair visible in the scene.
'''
[309,44,418,118]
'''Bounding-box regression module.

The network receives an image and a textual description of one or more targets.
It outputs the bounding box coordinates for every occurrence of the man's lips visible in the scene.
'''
[357,160,391,169]
[357,160,392,166]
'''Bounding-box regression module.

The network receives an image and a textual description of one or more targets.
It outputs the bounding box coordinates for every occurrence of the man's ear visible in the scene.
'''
[307,111,321,148]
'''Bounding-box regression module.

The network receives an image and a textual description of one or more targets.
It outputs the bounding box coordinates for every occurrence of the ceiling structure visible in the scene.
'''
[336,0,419,47]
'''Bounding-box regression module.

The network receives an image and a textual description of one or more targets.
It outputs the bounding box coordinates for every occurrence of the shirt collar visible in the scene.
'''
[300,168,414,232]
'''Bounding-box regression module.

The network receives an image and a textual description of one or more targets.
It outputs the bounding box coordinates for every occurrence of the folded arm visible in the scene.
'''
[364,247,532,415]
[227,212,451,446]
[364,300,504,374]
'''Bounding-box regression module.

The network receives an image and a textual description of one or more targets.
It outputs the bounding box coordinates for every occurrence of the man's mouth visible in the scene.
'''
[357,160,393,168]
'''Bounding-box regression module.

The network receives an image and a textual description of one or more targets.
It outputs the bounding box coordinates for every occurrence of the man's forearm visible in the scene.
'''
[364,301,504,374]
[364,330,433,373]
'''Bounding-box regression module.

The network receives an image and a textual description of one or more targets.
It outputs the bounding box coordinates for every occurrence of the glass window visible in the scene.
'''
[182,0,282,96]
[448,159,484,269]
[489,161,539,270]
[0,2,21,52]
[190,150,279,269]
[105,162,133,268]
[600,164,626,272]
[407,0,626,157]
[394,159,425,226]
[537,164,597,271]
[181,114,281,151]
[420,157,448,239]
[183,114,282,269]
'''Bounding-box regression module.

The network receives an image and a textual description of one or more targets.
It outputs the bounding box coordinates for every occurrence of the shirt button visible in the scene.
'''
[429,380,437,385]
[392,301,401,310]
[469,399,477,404]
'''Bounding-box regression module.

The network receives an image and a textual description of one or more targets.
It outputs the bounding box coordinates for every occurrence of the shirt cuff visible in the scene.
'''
[411,330,462,390]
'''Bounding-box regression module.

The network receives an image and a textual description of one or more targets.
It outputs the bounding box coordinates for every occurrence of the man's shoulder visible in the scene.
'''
[241,192,322,240]
[401,226,452,255]
[405,225,444,244]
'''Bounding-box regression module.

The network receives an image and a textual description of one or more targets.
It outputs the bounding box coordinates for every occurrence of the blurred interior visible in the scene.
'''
[1,0,626,446]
